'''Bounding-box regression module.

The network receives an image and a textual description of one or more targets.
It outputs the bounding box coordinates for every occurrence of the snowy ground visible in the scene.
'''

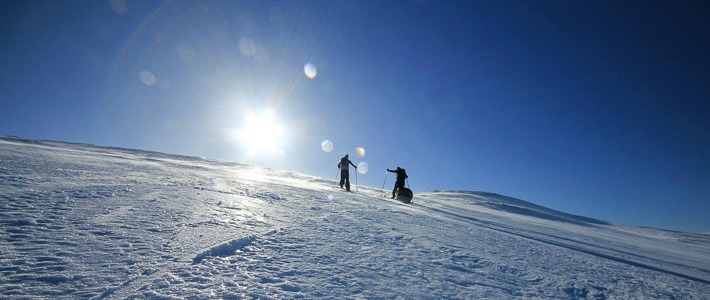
[1,136,708,299]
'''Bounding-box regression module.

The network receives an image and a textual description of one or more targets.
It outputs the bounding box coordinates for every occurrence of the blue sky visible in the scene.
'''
[2,0,709,232]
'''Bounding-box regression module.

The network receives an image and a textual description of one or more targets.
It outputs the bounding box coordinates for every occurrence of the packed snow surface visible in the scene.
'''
[1,136,708,299]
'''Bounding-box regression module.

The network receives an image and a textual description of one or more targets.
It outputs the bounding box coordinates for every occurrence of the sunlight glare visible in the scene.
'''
[238,112,285,154]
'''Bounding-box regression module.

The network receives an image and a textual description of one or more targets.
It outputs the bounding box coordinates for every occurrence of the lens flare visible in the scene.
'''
[110,0,128,14]
[139,70,156,86]
[211,177,224,190]
[356,147,365,158]
[177,44,197,62]
[238,37,269,62]
[357,162,369,174]
[327,194,334,200]
[321,140,333,152]
[255,47,270,63]
[304,63,317,79]
[239,37,256,57]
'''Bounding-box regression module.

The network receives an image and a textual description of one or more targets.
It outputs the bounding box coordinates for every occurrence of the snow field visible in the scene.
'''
[1,137,708,299]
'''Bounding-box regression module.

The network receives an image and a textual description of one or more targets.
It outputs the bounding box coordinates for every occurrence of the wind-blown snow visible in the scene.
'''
[1,136,708,299]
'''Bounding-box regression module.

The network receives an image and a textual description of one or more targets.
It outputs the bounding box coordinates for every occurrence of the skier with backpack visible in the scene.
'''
[338,154,357,191]
[387,167,408,199]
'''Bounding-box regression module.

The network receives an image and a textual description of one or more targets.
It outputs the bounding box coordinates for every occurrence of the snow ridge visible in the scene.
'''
[192,236,256,264]
[428,190,608,226]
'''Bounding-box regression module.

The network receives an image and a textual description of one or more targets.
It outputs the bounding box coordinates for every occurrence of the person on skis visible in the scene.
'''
[387,167,408,199]
[338,154,357,191]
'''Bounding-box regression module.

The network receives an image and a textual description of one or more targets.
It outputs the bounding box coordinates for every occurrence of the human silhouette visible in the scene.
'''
[338,154,357,191]
[387,167,408,199]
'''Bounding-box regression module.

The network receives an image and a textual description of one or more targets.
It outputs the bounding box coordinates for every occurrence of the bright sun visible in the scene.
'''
[238,112,284,154]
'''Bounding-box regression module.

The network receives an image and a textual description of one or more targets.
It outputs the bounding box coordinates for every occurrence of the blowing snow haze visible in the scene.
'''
[1,137,709,298]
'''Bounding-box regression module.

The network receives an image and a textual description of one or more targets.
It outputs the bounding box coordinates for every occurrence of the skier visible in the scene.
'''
[338,154,357,191]
[387,167,408,199]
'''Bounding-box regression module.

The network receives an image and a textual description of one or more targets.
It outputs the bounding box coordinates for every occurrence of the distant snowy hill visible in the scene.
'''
[1,136,708,299]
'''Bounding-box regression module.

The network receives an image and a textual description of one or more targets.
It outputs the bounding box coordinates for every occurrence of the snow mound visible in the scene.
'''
[193,236,256,264]
[422,190,608,226]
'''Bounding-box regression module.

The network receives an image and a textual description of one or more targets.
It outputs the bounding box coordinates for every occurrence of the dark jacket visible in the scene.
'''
[387,168,408,183]
[338,156,357,171]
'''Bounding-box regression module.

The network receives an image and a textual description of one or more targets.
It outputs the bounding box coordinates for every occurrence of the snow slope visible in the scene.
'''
[1,136,708,299]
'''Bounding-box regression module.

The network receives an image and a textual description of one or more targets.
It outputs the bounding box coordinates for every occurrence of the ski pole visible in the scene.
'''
[381,171,388,197]
[333,169,339,188]
[355,170,358,191]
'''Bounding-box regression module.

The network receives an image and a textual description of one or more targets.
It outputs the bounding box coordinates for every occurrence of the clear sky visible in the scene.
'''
[1,0,709,232]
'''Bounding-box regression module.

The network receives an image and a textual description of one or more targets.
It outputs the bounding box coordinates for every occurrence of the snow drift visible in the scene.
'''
[1,136,708,299]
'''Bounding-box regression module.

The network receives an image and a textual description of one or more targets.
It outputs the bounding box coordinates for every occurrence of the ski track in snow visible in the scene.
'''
[1,136,708,299]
